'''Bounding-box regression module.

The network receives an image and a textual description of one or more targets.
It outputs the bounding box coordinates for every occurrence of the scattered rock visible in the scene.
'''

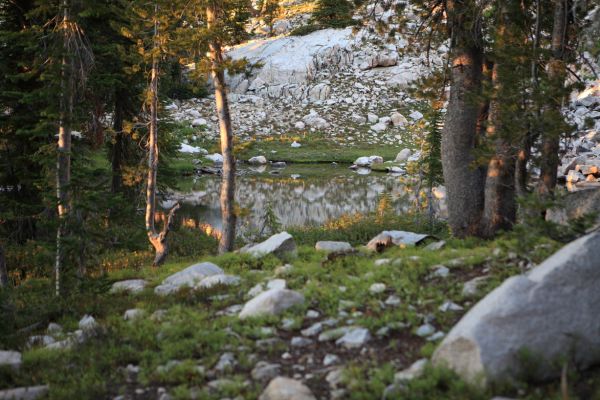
[433,231,600,385]
[369,283,386,294]
[252,361,281,382]
[249,156,268,165]
[424,240,446,251]
[366,230,429,252]
[154,262,224,295]
[110,279,147,294]
[259,377,316,400]
[461,276,490,298]
[315,241,353,254]
[123,309,145,321]
[415,324,435,337]
[239,289,305,319]
[291,337,312,348]
[205,153,224,164]
[79,315,98,331]
[439,301,464,312]
[197,274,241,289]
[215,352,236,372]
[0,351,22,370]
[0,385,49,400]
[335,327,371,349]
[241,232,297,258]
[391,112,408,127]
[430,265,450,278]
[301,322,323,337]
[395,359,428,382]
[394,148,412,162]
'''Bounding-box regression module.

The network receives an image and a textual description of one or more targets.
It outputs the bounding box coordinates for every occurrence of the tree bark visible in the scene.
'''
[0,243,8,288]
[207,3,237,254]
[538,0,569,197]
[481,5,519,237]
[481,62,517,237]
[55,0,73,296]
[111,94,124,194]
[441,0,486,238]
[145,3,178,266]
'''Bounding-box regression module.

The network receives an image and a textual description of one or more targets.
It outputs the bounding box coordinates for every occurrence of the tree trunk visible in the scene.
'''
[145,3,179,266]
[55,0,73,296]
[0,243,8,288]
[481,62,517,237]
[441,0,486,237]
[538,0,569,197]
[207,3,237,254]
[111,94,124,194]
[481,6,519,237]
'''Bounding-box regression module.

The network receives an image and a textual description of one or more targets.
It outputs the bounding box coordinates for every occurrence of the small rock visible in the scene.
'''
[46,323,63,335]
[415,324,435,337]
[395,359,428,381]
[326,368,345,389]
[291,337,312,348]
[259,377,316,400]
[123,309,145,321]
[249,156,268,165]
[439,301,464,312]
[0,385,49,400]
[239,289,305,319]
[274,264,294,276]
[385,295,401,306]
[374,259,391,266]
[315,241,353,254]
[215,352,236,372]
[430,265,450,278]
[424,240,446,251]
[241,232,297,258]
[198,274,241,289]
[394,148,412,162]
[267,279,286,291]
[335,328,370,349]
[305,310,319,319]
[462,276,490,298]
[291,141,302,148]
[78,315,97,331]
[110,279,147,294]
[301,322,323,337]
[251,361,281,382]
[369,283,386,294]
[0,351,22,369]
[323,354,340,367]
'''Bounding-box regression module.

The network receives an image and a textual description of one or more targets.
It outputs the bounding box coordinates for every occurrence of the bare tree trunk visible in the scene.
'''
[145,3,179,266]
[207,3,237,254]
[516,0,541,197]
[0,243,8,288]
[55,0,73,296]
[441,0,486,238]
[111,95,124,194]
[481,5,520,237]
[481,62,517,237]
[538,0,569,197]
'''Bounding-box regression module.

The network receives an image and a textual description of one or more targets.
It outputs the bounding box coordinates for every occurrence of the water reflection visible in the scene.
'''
[163,166,418,239]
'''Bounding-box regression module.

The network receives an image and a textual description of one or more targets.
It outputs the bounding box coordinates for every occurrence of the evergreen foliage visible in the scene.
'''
[311,0,355,28]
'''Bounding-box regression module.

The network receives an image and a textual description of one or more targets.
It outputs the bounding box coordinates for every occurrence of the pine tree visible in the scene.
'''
[311,0,355,28]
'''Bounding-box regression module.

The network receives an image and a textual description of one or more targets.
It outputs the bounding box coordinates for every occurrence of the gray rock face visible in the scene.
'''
[0,385,49,400]
[259,377,316,400]
[241,232,297,258]
[433,231,600,386]
[154,262,224,295]
[110,279,147,294]
[546,188,600,226]
[315,241,353,254]
[0,351,21,369]
[239,288,305,319]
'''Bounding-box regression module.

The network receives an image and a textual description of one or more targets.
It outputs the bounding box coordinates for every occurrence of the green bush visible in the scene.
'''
[289,24,324,36]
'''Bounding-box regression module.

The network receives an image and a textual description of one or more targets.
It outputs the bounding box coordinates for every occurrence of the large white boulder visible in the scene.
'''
[248,156,268,165]
[154,262,224,295]
[395,148,412,163]
[241,232,297,258]
[433,231,600,386]
[259,377,316,400]
[239,288,305,319]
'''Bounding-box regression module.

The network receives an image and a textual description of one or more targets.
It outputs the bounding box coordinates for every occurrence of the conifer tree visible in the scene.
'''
[311,0,355,28]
